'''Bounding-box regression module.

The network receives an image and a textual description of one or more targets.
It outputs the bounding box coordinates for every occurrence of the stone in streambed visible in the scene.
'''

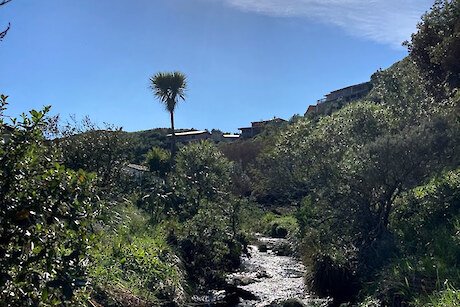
[256,270,272,279]
[224,285,258,301]
[267,298,307,307]
[259,244,268,252]
[228,275,256,286]
[270,223,289,238]
[273,242,293,256]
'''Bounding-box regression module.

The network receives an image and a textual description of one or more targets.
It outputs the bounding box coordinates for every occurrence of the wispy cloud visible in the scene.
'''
[213,0,433,48]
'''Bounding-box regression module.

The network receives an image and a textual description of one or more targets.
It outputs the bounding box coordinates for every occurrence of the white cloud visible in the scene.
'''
[213,0,433,48]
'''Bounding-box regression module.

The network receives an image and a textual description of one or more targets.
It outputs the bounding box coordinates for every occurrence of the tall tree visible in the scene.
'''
[406,0,460,99]
[149,71,187,158]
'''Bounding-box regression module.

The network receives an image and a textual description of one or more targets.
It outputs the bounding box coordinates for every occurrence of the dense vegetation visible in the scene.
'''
[0,97,99,305]
[250,1,460,305]
[1,1,460,306]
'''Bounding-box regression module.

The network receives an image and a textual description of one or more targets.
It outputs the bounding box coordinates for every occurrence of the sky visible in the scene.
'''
[0,0,433,133]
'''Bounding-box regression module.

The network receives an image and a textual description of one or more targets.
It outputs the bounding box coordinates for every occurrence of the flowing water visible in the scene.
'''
[192,237,328,306]
[229,237,311,306]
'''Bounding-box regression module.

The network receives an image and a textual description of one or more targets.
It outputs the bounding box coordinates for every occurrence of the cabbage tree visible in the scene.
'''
[149,71,187,158]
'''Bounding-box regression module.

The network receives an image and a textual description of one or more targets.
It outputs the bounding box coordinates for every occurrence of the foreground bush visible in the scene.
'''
[177,200,242,287]
[373,169,460,306]
[0,96,99,305]
[90,202,187,306]
[427,283,460,307]
[170,141,244,287]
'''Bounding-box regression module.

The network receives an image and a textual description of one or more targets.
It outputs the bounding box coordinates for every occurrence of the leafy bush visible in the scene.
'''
[220,139,264,171]
[54,116,130,188]
[145,146,170,176]
[168,141,244,287]
[262,213,298,238]
[406,0,460,99]
[177,200,241,287]
[172,140,232,221]
[373,169,460,306]
[0,96,99,305]
[90,202,186,305]
[427,283,460,307]
[127,128,169,164]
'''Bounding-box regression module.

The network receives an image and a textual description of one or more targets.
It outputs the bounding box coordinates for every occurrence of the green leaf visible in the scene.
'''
[42,287,48,301]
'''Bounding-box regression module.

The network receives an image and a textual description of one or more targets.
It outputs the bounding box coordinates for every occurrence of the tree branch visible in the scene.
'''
[0,0,12,42]
[0,22,10,41]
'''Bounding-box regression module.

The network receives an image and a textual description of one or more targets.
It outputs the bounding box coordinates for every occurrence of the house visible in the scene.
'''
[306,81,372,115]
[168,130,240,143]
[209,130,240,142]
[122,163,149,178]
[305,105,317,115]
[323,81,372,104]
[222,134,240,142]
[238,117,286,139]
[167,130,212,143]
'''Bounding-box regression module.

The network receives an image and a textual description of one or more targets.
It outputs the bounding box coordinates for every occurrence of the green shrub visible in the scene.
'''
[177,200,241,287]
[358,297,381,307]
[172,141,232,220]
[89,203,186,305]
[371,169,460,306]
[165,141,244,287]
[306,248,360,305]
[145,146,170,176]
[427,283,460,307]
[54,116,130,189]
[0,97,99,305]
[262,213,298,238]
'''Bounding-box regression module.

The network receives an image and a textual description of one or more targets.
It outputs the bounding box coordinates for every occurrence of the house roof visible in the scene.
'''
[166,130,209,137]
[251,117,286,125]
[306,105,317,114]
[238,117,286,130]
[126,164,149,172]
[326,81,371,95]
[223,134,240,138]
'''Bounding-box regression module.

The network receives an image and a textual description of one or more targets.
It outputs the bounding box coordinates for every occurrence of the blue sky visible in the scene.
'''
[0,0,433,133]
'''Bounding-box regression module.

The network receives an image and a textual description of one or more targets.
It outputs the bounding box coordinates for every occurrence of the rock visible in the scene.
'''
[259,243,268,252]
[224,285,258,301]
[273,242,293,256]
[256,270,272,279]
[270,223,289,238]
[267,298,306,307]
[229,275,256,286]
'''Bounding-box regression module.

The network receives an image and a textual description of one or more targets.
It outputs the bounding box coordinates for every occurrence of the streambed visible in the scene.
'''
[192,237,328,306]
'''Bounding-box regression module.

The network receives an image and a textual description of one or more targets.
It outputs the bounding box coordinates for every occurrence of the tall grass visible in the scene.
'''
[89,202,187,305]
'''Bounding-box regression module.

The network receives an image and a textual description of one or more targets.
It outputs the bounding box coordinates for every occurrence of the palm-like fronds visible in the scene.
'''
[149,71,187,113]
[149,71,187,159]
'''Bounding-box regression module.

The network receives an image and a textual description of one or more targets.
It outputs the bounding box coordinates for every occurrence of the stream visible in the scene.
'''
[192,237,328,306]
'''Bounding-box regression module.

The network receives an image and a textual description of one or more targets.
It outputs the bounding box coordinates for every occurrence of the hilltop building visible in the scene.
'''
[121,163,149,182]
[211,132,241,142]
[238,117,286,139]
[167,130,239,143]
[167,130,211,143]
[305,105,317,114]
[306,81,372,115]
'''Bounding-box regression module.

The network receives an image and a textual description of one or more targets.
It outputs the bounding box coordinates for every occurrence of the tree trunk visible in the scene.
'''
[170,111,176,161]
